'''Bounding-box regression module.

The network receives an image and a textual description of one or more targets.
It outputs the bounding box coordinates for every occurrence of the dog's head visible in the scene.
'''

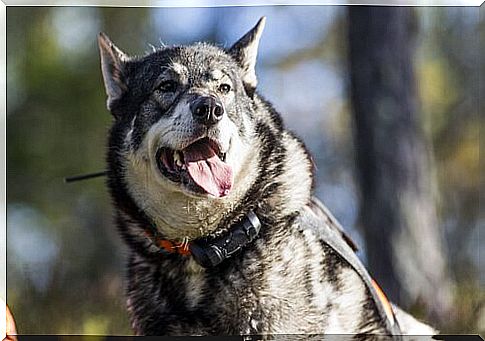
[99,18,267,240]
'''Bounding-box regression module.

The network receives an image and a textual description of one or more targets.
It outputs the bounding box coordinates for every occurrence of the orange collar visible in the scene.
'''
[157,238,192,255]
[144,230,192,255]
[142,210,262,268]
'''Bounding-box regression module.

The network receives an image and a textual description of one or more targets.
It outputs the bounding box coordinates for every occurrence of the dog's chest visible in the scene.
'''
[126,228,386,336]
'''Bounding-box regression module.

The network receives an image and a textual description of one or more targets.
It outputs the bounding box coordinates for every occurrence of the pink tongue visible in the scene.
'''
[183,141,233,197]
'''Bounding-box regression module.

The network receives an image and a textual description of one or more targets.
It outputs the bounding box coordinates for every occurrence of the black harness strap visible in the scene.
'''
[299,205,403,339]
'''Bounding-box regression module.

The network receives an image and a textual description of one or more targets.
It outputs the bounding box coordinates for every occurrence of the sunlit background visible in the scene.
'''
[6,6,483,335]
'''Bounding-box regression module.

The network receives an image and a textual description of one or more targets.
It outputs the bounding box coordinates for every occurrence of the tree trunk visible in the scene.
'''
[347,7,452,323]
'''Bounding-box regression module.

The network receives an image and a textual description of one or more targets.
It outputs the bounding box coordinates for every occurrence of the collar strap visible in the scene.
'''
[155,238,192,255]
[145,211,262,268]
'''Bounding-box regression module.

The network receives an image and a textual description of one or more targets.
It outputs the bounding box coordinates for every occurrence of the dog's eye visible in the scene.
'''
[219,83,231,94]
[158,80,177,93]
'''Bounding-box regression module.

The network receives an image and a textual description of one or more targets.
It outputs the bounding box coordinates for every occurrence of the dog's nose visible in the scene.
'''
[190,96,224,126]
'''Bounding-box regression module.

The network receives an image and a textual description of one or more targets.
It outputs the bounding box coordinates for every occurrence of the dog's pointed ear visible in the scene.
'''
[98,32,129,111]
[229,17,266,94]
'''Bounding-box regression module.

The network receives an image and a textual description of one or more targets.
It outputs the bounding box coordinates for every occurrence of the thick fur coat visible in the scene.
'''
[98,17,435,338]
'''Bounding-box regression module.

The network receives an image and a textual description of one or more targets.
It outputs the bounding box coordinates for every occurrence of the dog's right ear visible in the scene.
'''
[98,32,128,112]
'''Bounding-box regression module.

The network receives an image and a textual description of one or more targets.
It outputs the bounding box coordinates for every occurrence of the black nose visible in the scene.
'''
[190,96,224,126]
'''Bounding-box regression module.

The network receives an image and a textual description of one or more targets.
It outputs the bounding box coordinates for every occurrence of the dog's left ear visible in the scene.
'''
[229,17,266,95]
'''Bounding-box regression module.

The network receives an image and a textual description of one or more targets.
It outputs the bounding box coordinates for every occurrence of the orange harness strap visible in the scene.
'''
[371,279,395,325]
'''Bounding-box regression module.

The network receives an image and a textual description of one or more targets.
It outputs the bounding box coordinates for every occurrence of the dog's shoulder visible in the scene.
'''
[287,199,405,335]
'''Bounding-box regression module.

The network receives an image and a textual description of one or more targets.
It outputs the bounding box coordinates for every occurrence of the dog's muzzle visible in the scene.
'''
[190,96,224,126]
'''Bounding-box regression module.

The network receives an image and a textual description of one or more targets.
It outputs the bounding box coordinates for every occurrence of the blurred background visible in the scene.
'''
[6,5,483,335]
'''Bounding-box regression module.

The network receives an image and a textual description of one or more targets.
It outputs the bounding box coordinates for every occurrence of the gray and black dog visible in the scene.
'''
[98,17,435,338]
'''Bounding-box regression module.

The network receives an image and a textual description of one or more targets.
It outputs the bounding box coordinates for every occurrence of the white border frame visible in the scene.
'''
[1,1,482,338]
[1,0,6,339]
[1,0,485,6]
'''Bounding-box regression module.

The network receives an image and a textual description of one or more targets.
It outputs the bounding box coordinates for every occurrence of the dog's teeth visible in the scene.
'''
[174,151,183,167]
[173,151,183,167]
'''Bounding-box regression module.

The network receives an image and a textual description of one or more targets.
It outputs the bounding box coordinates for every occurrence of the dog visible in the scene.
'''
[97,17,436,338]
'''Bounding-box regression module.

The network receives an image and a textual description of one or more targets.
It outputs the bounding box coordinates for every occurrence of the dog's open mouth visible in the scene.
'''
[156,137,233,198]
